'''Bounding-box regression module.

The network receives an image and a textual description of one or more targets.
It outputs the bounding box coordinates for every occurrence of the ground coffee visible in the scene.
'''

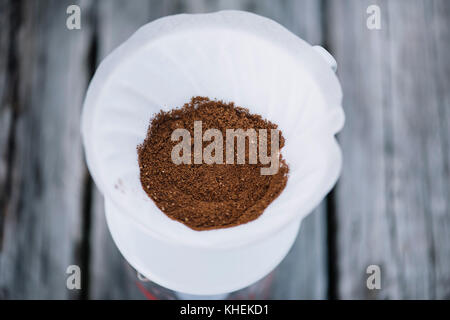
[138,97,289,230]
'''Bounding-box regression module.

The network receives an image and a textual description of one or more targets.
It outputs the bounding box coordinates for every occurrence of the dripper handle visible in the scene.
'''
[313,45,338,73]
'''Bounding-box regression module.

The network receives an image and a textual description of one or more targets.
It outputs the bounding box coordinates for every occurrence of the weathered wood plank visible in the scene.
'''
[328,0,450,299]
[0,0,94,299]
[428,0,450,299]
[0,0,15,257]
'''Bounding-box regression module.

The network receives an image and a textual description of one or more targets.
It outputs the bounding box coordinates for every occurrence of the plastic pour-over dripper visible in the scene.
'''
[81,10,344,295]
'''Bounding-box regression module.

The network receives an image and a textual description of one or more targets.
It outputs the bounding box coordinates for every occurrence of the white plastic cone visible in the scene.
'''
[81,10,344,295]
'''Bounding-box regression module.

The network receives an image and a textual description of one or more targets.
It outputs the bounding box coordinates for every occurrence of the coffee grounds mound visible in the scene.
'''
[138,96,289,231]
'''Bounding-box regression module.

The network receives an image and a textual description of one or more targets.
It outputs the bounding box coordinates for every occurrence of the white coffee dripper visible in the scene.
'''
[81,10,344,296]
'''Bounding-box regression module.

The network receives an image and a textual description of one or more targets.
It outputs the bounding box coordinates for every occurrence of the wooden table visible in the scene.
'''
[0,0,449,299]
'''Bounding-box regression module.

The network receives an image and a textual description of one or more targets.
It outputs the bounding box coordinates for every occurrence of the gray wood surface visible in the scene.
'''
[0,0,93,299]
[0,0,449,299]
[0,1,13,255]
[328,0,450,299]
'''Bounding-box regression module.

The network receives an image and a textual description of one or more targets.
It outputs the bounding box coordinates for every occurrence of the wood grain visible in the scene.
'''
[328,0,450,299]
[0,0,15,255]
[0,0,94,299]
